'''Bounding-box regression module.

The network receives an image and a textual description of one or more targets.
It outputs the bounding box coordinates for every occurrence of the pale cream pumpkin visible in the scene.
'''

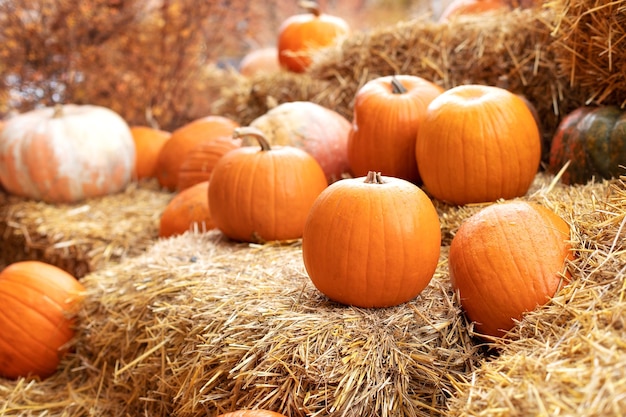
[0,104,136,203]
[247,101,351,183]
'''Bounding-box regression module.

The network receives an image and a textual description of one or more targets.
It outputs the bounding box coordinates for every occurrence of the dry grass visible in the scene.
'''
[2,172,625,417]
[0,180,172,277]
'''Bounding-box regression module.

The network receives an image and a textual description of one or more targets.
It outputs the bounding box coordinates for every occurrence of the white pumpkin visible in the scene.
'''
[0,104,136,203]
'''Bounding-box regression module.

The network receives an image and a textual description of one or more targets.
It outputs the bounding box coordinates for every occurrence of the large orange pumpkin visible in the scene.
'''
[0,104,136,203]
[0,261,85,379]
[277,0,350,73]
[209,127,327,243]
[247,101,351,183]
[449,201,572,338]
[159,181,214,238]
[348,75,444,183]
[177,136,241,191]
[130,126,171,180]
[415,84,541,205]
[155,115,239,190]
[302,171,441,308]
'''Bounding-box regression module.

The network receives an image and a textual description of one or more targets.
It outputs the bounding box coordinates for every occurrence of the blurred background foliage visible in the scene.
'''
[0,0,447,130]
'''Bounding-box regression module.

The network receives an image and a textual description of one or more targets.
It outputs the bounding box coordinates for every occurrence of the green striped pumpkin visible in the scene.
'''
[549,105,626,185]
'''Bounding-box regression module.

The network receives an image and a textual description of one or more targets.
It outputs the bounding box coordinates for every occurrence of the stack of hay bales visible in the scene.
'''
[1,1,625,416]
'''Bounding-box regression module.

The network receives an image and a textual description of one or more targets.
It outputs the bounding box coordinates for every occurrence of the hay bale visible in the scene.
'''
[4,172,624,417]
[550,0,626,109]
[0,180,173,278]
[446,174,626,416]
[67,231,479,417]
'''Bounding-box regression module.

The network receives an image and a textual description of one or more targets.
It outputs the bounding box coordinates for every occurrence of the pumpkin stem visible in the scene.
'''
[298,0,321,16]
[52,104,64,118]
[365,171,385,184]
[391,77,407,94]
[233,126,272,151]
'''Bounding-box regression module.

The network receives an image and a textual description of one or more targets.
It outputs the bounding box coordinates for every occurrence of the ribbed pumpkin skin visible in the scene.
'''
[415,85,541,205]
[130,126,171,180]
[159,181,213,238]
[277,5,349,73]
[548,105,626,185]
[0,104,135,203]
[155,115,239,190]
[449,201,572,338]
[348,75,444,183]
[302,172,441,308]
[0,261,85,379]
[248,101,351,183]
[177,136,241,191]
[209,130,328,243]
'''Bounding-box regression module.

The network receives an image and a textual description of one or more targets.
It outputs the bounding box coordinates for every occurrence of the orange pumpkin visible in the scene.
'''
[415,84,541,205]
[217,411,287,417]
[277,0,350,73]
[0,104,135,203]
[449,201,572,338]
[159,181,214,238]
[0,261,85,379]
[177,136,241,191]
[239,47,281,77]
[155,115,239,190]
[130,126,171,180]
[209,127,327,243]
[302,171,441,308]
[247,101,351,183]
[348,75,444,183]
[439,0,510,22]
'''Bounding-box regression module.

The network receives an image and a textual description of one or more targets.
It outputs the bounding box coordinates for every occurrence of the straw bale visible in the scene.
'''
[57,230,479,417]
[550,0,626,109]
[0,180,173,278]
[4,171,624,417]
[212,70,334,128]
[446,174,626,416]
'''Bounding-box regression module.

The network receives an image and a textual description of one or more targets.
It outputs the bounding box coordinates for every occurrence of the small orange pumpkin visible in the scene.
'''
[439,0,510,22]
[348,75,444,183]
[177,136,241,191]
[159,181,214,238]
[130,126,171,180]
[277,0,350,73]
[0,104,135,203]
[415,84,541,205]
[247,101,351,183]
[217,411,288,417]
[155,115,239,190]
[449,201,572,338]
[239,47,281,77]
[302,171,441,308]
[209,127,327,243]
[0,261,85,379]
